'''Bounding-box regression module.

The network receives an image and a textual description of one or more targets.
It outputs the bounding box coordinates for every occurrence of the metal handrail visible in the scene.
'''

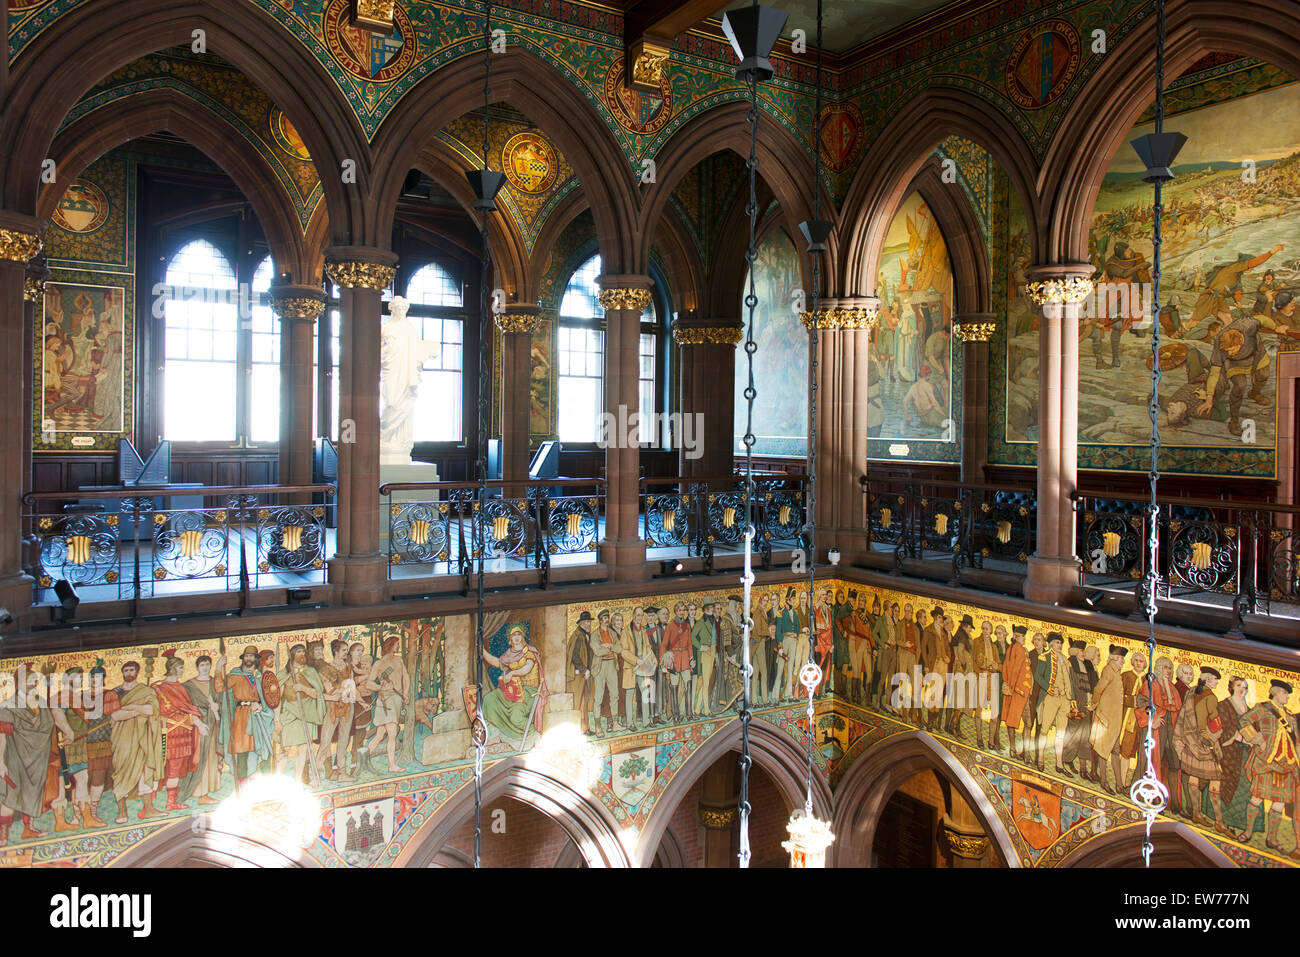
[24,482,336,503]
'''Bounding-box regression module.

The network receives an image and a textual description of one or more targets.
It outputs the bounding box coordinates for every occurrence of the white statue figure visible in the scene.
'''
[380,295,440,465]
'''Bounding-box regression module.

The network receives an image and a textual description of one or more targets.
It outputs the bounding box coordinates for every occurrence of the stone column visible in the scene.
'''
[952,313,996,484]
[324,250,397,606]
[802,297,878,563]
[671,316,741,478]
[20,261,46,585]
[1023,266,1094,605]
[271,285,326,495]
[0,217,43,632]
[496,305,542,494]
[596,275,653,581]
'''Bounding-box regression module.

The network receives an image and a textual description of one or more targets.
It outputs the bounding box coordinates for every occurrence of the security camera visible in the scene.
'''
[0,608,13,626]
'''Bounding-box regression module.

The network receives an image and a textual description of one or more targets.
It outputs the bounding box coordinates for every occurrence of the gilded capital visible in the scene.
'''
[800,306,879,330]
[23,277,45,302]
[672,324,742,346]
[0,228,42,263]
[273,296,326,320]
[495,311,543,334]
[326,260,397,291]
[1025,276,1094,306]
[953,320,997,342]
[350,0,395,31]
[941,824,991,859]
[597,287,653,311]
[699,805,739,829]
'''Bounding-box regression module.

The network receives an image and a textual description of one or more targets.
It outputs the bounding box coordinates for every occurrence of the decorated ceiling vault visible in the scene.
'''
[0,578,1291,867]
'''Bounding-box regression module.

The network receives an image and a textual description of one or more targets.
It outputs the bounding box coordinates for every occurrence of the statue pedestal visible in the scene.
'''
[379,460,441,557]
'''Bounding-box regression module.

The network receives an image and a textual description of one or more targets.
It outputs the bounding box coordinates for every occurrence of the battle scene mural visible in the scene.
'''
[996,68,1300,476]
[1,579,1296,867]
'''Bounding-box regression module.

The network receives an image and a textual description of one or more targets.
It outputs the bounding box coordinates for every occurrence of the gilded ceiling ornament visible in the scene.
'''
[1025,276,1094,306]
[799,306,879,330]
[273,296,327,320]
[952,321,997,342]
[0,228,42,263]
[326,261,397,291]
[597,287,653,311]
[672,325,743,346]
[350,0,396,32]
[494,312,543,334]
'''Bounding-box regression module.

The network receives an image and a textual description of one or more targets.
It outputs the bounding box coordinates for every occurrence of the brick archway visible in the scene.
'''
[830,730,1018,867]
[393,758,632,868]
[634,718,832,869]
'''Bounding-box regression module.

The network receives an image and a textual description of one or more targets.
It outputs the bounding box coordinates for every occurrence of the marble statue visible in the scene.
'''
[380,296,441,465]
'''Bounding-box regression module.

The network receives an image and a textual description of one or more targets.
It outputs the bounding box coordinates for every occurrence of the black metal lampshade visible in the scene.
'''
[1131,130,1188,184]
[722,5,788,82]
[466,168,506,211]
[799,218,834,253]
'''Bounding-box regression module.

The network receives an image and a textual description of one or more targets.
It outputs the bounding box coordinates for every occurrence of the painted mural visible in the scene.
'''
[869,192,958,461]
[735,227,805,457]
[1,577,1295,867]
[996,68,1300,476]
[38,152,136,452]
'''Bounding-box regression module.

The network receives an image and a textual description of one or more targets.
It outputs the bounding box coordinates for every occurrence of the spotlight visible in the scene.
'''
[0,607,12,626]
[286,587,312,607]
[53,580,79,623]
[826,547,841,566]
[660,559,685,576]
[1083,589,1106,609]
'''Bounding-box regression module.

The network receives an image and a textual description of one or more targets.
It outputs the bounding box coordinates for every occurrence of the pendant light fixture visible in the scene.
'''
[1127,0,1185,868]
[783,0,835,869]
[465,0,505,871]
[721,0,786,869]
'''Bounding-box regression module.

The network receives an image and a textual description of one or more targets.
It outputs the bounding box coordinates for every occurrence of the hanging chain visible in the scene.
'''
[800,0,825,821]
[1128,0,1170,868]
[736,57,761,871]
[471,0,494,871]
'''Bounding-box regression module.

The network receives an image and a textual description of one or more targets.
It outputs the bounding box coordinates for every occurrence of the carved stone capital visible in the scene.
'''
[1024,264,1095,306]
[698,804,738,830]
[495,306,543,334]
[800,305,880,331]
[273,296,327,321]
[941,821,990,860]
[326,260,397,291]
[350,0,395,33]
[672,321,742,345]
[953,313,997,342]
[626,36,672,93]
[0,228,42,263]
[597,287,653,311]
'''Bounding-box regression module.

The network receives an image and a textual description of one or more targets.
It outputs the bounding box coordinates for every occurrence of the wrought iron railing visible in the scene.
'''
[1074,491,1300,630]
[861,477,1036,579]
[640,473,807,572]
[23,483,334,608]
[381,478,603,587]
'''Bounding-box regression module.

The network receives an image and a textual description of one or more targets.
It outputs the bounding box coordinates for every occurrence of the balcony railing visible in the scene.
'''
[381,478,604,587]
[641,473,807,572]
[860,477,1300,631]
[24,483,335,608]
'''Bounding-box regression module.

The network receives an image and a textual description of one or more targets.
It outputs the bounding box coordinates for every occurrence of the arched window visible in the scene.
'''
[249,256,280,443]
[162,239,239,442]
[558,255,605,442]
[403,262,464,443]
[556,255,662,445]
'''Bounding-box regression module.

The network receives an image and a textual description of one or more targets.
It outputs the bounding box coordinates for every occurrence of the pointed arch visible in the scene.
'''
[0,0,365,242]
[528,188,594,306]
[640,102,829,289]
[635,718,832,869]
[907,156,992,315]
[837,85,1041,296]
[1040,0,1300,263]
[109,819,321,868]
[42,88,310,281]
[830,729,1019,867]
[370,47,638,272]
[392,758,632,868]
[1058,821,1235,868]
